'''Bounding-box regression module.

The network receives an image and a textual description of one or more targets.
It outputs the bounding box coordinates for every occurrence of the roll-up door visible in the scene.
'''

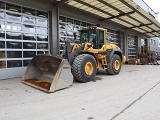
[0,2,49,79]
[128,34,137,59]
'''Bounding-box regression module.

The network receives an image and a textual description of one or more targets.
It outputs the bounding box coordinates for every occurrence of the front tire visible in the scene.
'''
[72,54,97,82]
[107,54,121,75]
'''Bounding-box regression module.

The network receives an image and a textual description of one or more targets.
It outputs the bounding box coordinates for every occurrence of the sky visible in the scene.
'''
[143,0,160,22]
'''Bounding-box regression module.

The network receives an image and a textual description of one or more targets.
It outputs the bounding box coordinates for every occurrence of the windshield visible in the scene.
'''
[81,30,89,42]
[80,29,96,43]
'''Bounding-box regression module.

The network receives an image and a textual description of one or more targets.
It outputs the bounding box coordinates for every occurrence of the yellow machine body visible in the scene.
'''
[22,26,125,92]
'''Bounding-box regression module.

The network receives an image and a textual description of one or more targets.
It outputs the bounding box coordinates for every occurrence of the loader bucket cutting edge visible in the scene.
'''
[22,55,73,93]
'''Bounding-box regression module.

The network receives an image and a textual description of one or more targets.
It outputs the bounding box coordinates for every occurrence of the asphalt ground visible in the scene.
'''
[0,65,160,120]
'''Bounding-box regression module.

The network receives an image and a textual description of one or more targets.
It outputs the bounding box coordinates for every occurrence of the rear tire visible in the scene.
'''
[72,54,97,82]
[107,54,121,75]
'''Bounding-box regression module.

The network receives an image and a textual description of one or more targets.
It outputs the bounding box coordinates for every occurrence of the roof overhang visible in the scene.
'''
[54,0,160,37]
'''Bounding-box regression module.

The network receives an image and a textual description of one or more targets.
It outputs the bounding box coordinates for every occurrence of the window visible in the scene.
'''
[154,40,156,46]
[0,11,4,19]
[23,34,36,40]
[7,51,22,58]
[0,41,5,48]
[7,41,22,49]
[7,60,22,68]
[22,7,35,16]
[22,24,35,33]
[6,22,21,31]
[0,2,5,9]
[23,51,36,58]
[6,12,21,22]
[22,16,36,24]
[6,3,21,13]
[150,39,153,45]
[106,28,119,45]
[81,31,89,42]
[37,43,48,49]
[23,42,36,49]
[0,51,5,58]
[0,20,5,29]
[141,39,145,46]
[158,39,160,47]
[98,30,104,48]
[6,32,22,40]
[80,29,97,43]
[0,30,5,39]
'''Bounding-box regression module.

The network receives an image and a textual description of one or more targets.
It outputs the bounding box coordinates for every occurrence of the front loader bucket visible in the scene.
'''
[22,55,73,93]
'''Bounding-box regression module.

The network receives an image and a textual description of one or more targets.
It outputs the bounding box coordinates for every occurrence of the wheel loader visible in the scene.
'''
[22,26,126,92]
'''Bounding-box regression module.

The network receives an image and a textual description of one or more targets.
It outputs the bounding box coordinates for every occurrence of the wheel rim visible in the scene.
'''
[114,60,120,70]
[85,62,93,75]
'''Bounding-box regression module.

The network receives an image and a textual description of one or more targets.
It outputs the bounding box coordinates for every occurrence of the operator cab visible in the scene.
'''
[80,26,106,49]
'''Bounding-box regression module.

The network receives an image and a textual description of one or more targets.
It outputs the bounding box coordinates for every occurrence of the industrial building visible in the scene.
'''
[0,0,160,79]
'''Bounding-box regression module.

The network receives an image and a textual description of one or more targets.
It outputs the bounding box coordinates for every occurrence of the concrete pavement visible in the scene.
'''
[0,65,160,120]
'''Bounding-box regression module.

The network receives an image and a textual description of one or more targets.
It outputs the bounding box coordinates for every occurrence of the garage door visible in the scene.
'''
[59,16,95,55]
[106,28,119,45]
[0,2,49,79]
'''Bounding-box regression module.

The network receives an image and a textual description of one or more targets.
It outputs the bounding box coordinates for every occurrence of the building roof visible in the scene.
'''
[55,0,160,37]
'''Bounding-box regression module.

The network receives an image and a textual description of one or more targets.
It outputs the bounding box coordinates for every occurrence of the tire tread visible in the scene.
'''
[72,54,96,82]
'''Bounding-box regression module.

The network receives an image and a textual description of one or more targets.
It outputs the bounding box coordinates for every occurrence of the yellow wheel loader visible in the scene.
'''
[22,26,126,92]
